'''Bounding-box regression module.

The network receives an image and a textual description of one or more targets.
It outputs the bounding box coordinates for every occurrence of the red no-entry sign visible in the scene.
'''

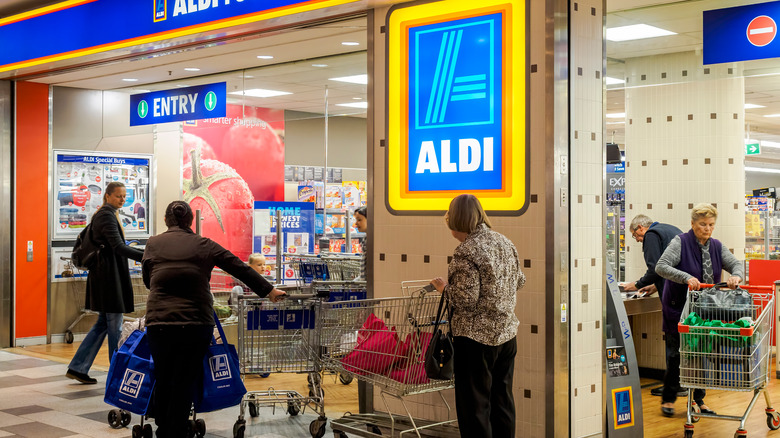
[747,15,777,47]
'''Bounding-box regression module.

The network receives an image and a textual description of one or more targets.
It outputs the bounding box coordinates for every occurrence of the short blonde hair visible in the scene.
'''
[446,194,492,234]
[691,203,718,222]
[248,253,266,266]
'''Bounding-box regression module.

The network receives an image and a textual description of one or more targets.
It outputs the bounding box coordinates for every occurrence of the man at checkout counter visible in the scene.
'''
[620,214,682,399]
[621,215,682,299]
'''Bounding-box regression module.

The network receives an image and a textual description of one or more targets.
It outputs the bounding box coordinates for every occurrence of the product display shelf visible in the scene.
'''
[745,210,780,261]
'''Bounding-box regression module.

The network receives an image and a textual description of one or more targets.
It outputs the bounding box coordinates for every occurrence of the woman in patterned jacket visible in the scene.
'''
[431,194,526,438]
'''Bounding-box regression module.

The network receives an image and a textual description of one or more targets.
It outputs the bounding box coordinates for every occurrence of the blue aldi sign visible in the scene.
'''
[129,82,226,126]
[386,0,527,214]
[408,14,503,192]
[612,387,635,429]
[704,1,780,64]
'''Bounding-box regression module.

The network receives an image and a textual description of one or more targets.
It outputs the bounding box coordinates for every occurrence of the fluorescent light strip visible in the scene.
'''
[229,88,291,98]
[764,114,780,118]
[606,77,625,85]
[745,103,765,109]
[606,24,677,42]
[336,102,368,108]
[329,74,368,85]
[606,112,625,118]
[761,140,780,149]
[746,167,780,174]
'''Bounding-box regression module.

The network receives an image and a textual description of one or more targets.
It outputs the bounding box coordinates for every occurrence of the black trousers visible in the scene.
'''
[147,324,213,438]
[453,336,517,438]
[662,331,705,404]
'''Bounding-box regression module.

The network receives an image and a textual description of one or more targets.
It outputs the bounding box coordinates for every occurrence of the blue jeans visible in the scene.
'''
[68,312,123,374]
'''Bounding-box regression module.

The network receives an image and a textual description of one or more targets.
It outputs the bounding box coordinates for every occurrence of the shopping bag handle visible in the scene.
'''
[212,311,228,345]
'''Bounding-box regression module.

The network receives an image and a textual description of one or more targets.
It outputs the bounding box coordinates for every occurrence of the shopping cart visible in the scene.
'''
[232,294,328,438]
[61,257,148,343]
[286,254,362,285]
[678,283,777,438]
[320,280,459,438]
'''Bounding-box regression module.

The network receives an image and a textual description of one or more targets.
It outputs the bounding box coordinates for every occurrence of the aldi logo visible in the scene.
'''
[209,354,231,381]
[386,0,527,214]
[154,0,167,22]
[119,369,146,398]
[612,387,635,429]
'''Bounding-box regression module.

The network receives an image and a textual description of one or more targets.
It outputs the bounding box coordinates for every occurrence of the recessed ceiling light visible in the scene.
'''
[745,103,766,109]
[330,74,368,85]
[606,24,676,42]
[606,112,625,118]
[176,84,190,88]
[605,77,625,85]
[122,78,139,82]
[257,55,274,59]
[184,67,200,72]
[761,140,780,148]
[312,64,328,68]
[746,167,780,174]
[606,121,625,125]
[337,102,368,108]
[352,97,362,100]
[341,41,360,46]
[763,114,780,117]
[229,88,292,98]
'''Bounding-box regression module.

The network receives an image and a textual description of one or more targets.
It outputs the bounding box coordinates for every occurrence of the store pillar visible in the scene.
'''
[623,51,746,370]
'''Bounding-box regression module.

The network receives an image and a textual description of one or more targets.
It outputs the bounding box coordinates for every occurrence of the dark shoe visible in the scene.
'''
[661,406,675,417]
[697,404,716,415]
[66,369,97,384]
[650,386,663,396]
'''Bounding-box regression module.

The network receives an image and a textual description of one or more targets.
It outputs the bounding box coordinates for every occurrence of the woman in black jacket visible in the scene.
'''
[66,182,144,384]
[143,201,286,437]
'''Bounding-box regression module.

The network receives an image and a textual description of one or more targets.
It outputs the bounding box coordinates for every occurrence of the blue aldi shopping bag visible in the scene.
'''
[104,330,155,415]
[195,313,246,413]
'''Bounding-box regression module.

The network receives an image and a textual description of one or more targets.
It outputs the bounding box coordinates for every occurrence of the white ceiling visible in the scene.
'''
[606,0,780,168]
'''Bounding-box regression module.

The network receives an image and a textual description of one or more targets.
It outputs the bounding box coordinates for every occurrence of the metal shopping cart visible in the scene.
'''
[285,254,362,285]
[233,294,328,438]
[678,283,777,438]
[320,280,459,438]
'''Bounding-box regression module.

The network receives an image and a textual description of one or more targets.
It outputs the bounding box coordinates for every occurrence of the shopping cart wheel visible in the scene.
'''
[233,419,246,438]
[309,417,327,438]
[107,409,123,429]
[287,393,301,416]
[691,403,701,423]
[309,387,325,399]
[334,431,348,438]
[121,410,132,427]
[195,419,206,437]
[260,373,270,378]
[767,409,780,430]
[367,424,382,435]
[142,424,153,438]
[248,401,259,418]
[132,425,143,438]
[684,423,694,438]
[734,429,747,438]
[338,373,353,385]
[65,330,74,344]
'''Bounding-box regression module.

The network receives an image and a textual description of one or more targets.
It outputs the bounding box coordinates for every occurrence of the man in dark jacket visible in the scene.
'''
[621,214,683,398]
[621,215,682,299]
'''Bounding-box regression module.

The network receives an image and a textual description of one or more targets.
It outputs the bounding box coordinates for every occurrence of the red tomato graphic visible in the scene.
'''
[182,132,217,166]
[183,152,254,262]
[220,118,285,202]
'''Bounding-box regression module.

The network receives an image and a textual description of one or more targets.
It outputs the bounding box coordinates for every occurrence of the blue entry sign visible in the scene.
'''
[129,82,226,126]
[704,1,780,64]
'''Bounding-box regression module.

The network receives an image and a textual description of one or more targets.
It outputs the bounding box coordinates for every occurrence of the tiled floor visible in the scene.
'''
[0,350,323,438]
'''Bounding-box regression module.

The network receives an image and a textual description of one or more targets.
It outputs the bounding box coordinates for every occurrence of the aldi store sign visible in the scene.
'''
[130,83,226,126]
[386,0,527,214]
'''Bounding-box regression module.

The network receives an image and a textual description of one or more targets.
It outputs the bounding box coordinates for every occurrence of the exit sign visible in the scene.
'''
[746,143,761,155]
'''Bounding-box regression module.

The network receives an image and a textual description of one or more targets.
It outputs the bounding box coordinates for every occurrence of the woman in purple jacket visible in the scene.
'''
[656,203,743,418]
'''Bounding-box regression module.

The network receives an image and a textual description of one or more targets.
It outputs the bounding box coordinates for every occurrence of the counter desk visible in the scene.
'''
[622,294,666,377]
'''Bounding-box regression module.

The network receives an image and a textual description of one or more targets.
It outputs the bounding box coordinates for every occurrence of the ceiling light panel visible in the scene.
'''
[606,24,677,42]
[329,74,368,84]
[229,88,292,97]
[336,102,368,108]
[745,103,766,109]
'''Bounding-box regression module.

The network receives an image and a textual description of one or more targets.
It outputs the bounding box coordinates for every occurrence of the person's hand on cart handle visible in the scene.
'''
[687,277,701,291]
[431,277,447,293]
[268,288,287,303]
[726,275,742,290]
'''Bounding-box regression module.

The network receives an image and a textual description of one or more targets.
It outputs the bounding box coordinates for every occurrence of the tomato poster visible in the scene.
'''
[53,151,152,241]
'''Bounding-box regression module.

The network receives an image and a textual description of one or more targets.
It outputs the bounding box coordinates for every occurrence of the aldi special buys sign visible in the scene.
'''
[386,0,528,215]
[130,83,226,126]
[0,0,360,73]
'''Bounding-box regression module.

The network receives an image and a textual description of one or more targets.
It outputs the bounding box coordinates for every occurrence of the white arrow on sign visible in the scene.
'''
[750,144,758,153]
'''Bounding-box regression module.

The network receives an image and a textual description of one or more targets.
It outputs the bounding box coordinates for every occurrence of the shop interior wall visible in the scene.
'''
[368,3,550,435]
[746,172,780,194]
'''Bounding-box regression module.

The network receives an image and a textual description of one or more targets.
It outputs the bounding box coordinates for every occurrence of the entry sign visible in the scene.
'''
[704,1,780,64]
[129,82,226,126]
[746,142,761,155]
[386,0,527,214]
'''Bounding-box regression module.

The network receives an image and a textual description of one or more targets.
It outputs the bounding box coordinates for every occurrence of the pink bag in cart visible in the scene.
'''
[341,314,406,375]
[387,331,433,385]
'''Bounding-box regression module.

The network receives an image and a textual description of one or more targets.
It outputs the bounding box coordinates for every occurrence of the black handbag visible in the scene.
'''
[71,223,103,270]
[691,283,753,322]
[424,292,454,380]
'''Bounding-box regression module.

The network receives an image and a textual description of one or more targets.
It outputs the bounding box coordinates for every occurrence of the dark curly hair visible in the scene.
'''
[165,200,194,231]
[354,206,367,218]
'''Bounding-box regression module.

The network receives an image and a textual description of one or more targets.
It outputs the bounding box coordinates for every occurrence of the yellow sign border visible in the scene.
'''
[611,386,635,429]
[386,0,527,214]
